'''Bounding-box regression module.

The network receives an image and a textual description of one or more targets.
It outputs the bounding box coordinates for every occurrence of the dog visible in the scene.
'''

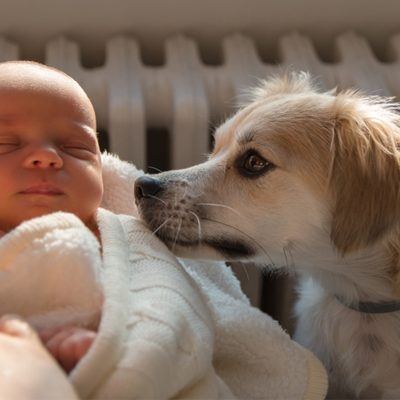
[134,72,400,399]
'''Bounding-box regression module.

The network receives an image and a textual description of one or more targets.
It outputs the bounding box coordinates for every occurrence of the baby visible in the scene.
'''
[0,60,102,372]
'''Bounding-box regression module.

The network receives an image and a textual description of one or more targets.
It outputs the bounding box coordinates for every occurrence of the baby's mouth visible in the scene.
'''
[19,184,65,196]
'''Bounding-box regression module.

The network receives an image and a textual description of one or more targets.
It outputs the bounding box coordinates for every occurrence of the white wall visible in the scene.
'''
[1,0,399,65]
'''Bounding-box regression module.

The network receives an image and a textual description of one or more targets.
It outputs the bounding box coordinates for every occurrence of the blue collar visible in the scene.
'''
[335,295,400,314]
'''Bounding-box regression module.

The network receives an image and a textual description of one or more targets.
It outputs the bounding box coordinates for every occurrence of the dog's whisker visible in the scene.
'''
[187,187,203,200]
[180,184,194,204]
[171,218,183,251]
[202,217,275,267]
[282,244,295,270]
[147,194,167,206]
[147,165,163,173]
[239,262,250,282]
[195,202,243,217]
[284,241,296,270]
[189,211,202,244]
[152,217,172,235]
[288,247,296,270]
[283,246,289,270]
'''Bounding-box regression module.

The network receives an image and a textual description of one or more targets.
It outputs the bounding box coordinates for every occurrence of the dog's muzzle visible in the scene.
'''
[134,174,256,260]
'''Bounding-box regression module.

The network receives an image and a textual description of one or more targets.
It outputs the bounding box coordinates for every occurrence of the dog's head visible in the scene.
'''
[135,73,400,268]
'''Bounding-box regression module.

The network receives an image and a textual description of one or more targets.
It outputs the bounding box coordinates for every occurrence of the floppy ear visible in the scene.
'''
[330,94,400,254]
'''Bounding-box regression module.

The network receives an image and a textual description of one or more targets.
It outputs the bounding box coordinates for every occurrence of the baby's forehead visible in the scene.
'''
[0,62,96,129]
[0,64,76,94]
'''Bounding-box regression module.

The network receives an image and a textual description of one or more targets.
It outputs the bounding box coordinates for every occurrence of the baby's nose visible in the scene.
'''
[23,146,63,169]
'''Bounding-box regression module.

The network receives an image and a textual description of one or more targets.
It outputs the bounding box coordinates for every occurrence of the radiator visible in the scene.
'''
[1,31,397,326]
[1,31,399,170]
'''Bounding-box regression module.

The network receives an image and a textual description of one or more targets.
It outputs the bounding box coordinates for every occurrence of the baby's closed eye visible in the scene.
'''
[61,142,96,154]
[0,136,20,154]
[58,135,98,157]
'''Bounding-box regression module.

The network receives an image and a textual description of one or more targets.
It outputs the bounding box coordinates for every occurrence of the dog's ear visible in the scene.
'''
[330,93,400,254]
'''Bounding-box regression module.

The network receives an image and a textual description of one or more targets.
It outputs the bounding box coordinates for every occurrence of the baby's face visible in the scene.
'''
[0,71,103,232]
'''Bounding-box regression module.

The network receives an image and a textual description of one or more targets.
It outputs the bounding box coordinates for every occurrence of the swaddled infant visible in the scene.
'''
[0,60,103,372]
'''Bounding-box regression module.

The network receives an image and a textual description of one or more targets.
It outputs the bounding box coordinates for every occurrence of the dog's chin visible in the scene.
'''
[168,243,228,261]
[160,236,256,262]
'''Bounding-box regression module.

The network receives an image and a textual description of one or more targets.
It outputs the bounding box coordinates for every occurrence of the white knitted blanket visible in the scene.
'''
[100,152,328,400]
[0,152,328,399]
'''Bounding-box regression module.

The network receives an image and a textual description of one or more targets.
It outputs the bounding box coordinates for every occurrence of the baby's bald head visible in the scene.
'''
[0,61,103,234]
[0,61,96,130]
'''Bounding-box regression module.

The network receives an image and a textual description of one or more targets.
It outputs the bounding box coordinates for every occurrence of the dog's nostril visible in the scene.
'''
[134,176,164,200]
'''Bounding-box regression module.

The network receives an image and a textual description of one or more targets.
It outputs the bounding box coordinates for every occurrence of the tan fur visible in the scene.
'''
[329,92,400,254]
[248,73,400,255]
[136,72,400,398]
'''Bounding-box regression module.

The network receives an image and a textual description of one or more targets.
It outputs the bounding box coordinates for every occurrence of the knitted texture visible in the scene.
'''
[71,208,233,399]
[0,151,328,399]
[99,152,328,400]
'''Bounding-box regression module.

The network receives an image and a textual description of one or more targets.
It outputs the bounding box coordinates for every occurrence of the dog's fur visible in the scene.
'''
[135,73,400,399]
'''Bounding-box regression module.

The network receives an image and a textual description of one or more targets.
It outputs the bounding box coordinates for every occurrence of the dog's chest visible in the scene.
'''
[295,291,400,398]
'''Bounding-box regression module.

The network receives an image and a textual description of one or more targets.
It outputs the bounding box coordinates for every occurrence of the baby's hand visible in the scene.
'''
[39,326,97,373]
[0,316,79,399]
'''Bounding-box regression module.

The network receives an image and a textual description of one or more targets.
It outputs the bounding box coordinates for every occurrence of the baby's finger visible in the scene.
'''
[58,330,96,373]
[0,315,38,341]
[72,330,96,359]
[57,333,87,373]
[39,325,74,342]
[44,327,79,360]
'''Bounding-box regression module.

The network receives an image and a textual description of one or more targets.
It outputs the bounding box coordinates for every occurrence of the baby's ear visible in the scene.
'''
[329,93,400,254]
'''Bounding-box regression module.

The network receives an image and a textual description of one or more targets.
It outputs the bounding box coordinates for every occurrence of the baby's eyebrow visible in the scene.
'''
[0,114,20,125]
[68,121,98,137]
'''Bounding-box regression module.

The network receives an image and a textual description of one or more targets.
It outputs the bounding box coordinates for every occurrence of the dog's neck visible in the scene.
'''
[291,236,400,305]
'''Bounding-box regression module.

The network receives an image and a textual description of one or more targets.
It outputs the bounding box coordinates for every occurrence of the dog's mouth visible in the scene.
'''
[136,191,256,260]
[159,234,255,259]
[204,238,255,258]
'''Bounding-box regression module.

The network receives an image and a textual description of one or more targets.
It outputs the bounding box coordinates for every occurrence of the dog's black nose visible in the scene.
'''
[134,176,164,200]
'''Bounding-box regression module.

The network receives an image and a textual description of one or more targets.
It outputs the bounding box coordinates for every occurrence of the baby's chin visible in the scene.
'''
[1,205,79,232]
[5,207,65,231]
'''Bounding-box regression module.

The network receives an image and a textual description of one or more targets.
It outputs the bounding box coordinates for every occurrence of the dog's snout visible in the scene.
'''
[134,176,164,200]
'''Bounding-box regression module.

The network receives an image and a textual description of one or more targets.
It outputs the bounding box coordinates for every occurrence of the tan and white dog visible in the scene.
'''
[134,73,400,399]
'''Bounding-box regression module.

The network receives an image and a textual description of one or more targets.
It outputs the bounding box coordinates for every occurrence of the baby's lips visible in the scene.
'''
[19,183,65,195]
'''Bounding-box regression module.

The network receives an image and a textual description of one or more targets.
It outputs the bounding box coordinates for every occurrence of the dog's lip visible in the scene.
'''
[204,237,255,257]
[160,237,200,247]
[160,235,254,258]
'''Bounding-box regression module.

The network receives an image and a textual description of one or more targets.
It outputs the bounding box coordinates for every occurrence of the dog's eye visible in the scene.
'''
[237,150,274,177]
[244,154,266,171]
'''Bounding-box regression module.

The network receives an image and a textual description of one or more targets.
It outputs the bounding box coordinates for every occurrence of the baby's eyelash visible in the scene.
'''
[0,137,19,144]
[63,145,89,149]
[0,142,20,154]
[0,142,19,147]
[60,143,97,155]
